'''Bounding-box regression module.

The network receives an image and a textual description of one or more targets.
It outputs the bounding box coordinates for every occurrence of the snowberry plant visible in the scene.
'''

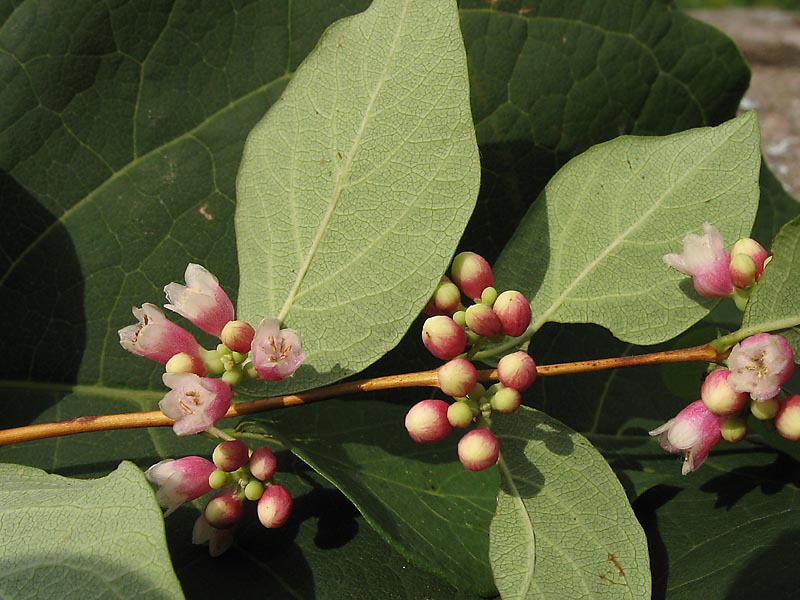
[1,1,799,599]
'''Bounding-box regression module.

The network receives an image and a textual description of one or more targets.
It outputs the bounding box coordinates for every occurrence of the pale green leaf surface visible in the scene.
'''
[241,399,499,597]
[236,0,480,393]
[0,461,183,600]
[495,113,760,345]
[490,407,650,600]
[742,215,800,357]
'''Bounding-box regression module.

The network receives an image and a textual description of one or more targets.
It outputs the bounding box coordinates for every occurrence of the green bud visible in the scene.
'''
[447,402,473,428]
[231,351,248,364]
[750,397,779,420]
[480,286,498,307]
[452,310,467,328]
[244,363,259,379]
[200,349,225,375]
[209,470,230,490]
[244,479,265,501]
[720,415,747,443]
[217,343,232,355]
[221,368,244,388]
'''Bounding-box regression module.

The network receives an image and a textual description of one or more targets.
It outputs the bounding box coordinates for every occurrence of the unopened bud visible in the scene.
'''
[729,253,756,289]
[720,415,747,443]
[451,252,494,301]
[775,395,800,441]
[249,446,278,481]
[432,280,462,315]
[465,303,502,337]
[480,286,498,307]
[701,369,748,416]
[422,316,467,360]
[213,440,250,472]
[750,397,779,420]
[220,320,256,354]
[497,351,537,391]
[447,401,474,428]
[257,484,293,529]
[730,238,769,280]
[405,399,452,443]
[200,348,225,375]
[244,479,265,501]
[458,428,500,471]
[166,352,206,376]
[491,387,522,414]
[208,469,230,490]
[492,290,532,337]
[204,491,244,529]
[438,358,478,398]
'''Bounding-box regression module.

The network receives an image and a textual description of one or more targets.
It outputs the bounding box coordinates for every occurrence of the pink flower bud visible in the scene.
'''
[220,320,256,354]
[450,252,494,301]
[775,395,800,441]
[192,514,236,557]
[405,399,452,443]
[663,223,733,297]
[497,351,537,392]
[159,373,232,436]
[465,303,502,337]
[730,237,769,280]
[490,386,522,414]
[649,400,724,474]
[165,352,207,376]
[458,428,500,471]
[250,318,306,381]
[727,333,794,401]
[729,253,756,289]
[145,456,216,516]
[212,440,250,472]
[249,446,278,481]
[700,369,748,416]
[431,279,462,315]
[164,264,235,337]
[421,315,467,360]
[492,290,532,337]
[204,489,244,529]
[257,484,293,529]
[438,358,478,398]
[118,303,202,364]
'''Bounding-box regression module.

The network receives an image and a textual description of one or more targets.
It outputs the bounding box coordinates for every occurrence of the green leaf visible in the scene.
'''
[236,0,480,393]
[751,164,800,247]
[240,399,499,597]
[741,215,800,356]
[0,461,183,600]
[495,112,761,345]
[594,435,800,600]
[490,407,650,600]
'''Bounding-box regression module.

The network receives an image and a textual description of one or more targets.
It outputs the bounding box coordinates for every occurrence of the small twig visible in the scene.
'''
[0,344,721,446]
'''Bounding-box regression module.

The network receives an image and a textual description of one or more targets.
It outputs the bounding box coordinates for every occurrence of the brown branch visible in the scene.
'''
[0,343,721,446]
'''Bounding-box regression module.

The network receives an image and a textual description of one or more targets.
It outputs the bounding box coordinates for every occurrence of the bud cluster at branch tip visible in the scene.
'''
[118,264,306,436]
[410,252,537,471]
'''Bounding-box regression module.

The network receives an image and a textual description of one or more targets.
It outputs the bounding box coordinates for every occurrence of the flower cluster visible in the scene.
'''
[663,223,769,309]
[650,332,796,474]
[407,252,537,471]
[145,441,291,557]
[118,264,305,435]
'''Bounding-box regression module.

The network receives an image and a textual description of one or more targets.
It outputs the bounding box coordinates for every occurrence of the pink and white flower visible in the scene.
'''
[164,264,235,337]
[250,318,306,381]
[192,514,237,557]
[159,372,232,435]
[144,456,216,516]
[727,333,794,401]
[649,400,725,475]
[663,223,734,298]
[118,303,202,365]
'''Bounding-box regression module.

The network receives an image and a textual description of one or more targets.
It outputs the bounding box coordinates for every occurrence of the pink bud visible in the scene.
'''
[730,238,769,280]
[663,223,734,297]
[145,456,216,516]
[497,351,537,392]
[249,446,278,481]
[430,279,462,315]
[727,333,794,401]
[458,428,500,471]
[775,395,800,441]
[729,253,756,289]
[164,264,235,337]
[438,358,478,398]
[220,320,256,354]
[465,303,502,337]
[451,252,494,301]
[250,318,306,381]
[118,303,202,365]
[492,290,532,337]
[421,315,467,360]
[165,352,207,376]
[204,489,244,529]
[257,484,293,528]
[649,400,724,475]
[159,373,232,436]
[405,399,452,443]
[212,440,250,472]
[700,369,748,416]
